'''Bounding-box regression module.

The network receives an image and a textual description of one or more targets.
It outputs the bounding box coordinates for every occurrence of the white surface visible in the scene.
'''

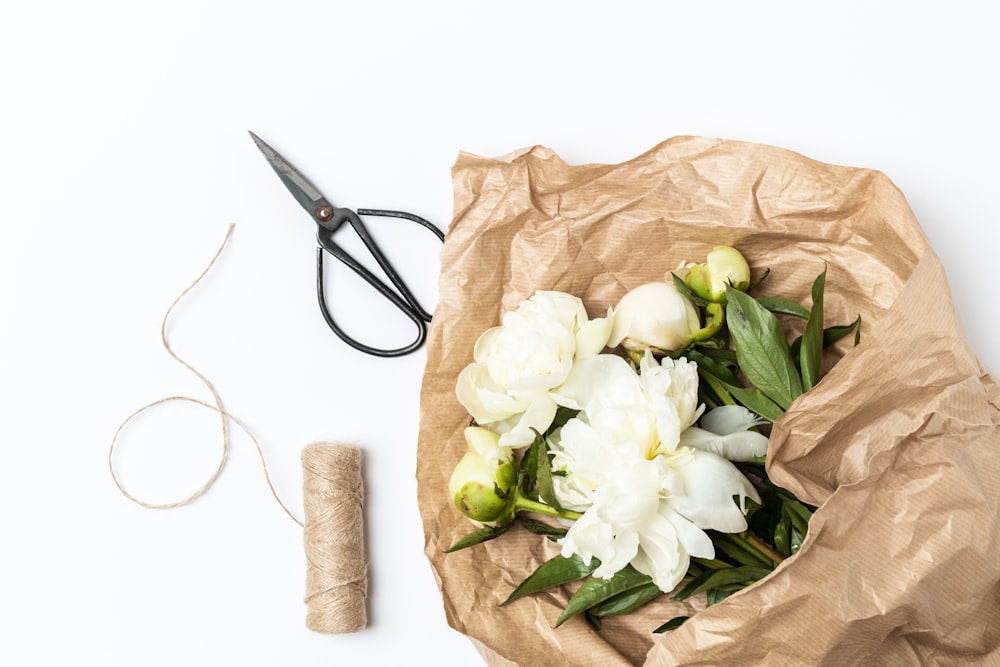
[2,2,997,665]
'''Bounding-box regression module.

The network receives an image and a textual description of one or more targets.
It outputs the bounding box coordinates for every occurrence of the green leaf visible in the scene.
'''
[688,349,741,385]
[446,522,513,553]
[517,517,568,538]
[780,496,812,538]
[724,384,785,423]
[654,616,690,633]
[501,554,599,606]
[706,587,738,605]
[756,296,810,319]
[799,268,826,391]
[672,564,771,602]
[519,436,540,500]
[551,406,581,429]
[773,514,792,558]
[748,267,771,292]
[823,315,861,347]
[710,532,773,568]
[671,273,711,307]
[591,581,663,618]
[791,527,805,554]
[725,287,804,409]
[532,429,563,512]
[556,566,653,626]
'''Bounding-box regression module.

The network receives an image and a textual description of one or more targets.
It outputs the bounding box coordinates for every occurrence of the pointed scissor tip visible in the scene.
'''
[248,130,267,151]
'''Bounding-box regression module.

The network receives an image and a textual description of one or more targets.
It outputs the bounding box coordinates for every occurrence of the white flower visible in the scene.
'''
[556,443,760,592]
[638,352,704,432]
[608,281,701,353]
[679,405,769,462]
[549,355,760,592]
[551,351,703,460]
[455,291,612,447]
[558,456,714,589]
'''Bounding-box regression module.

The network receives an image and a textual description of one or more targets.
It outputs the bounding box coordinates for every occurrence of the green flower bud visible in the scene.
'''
[684,246,751,303]
[449,427,517,522]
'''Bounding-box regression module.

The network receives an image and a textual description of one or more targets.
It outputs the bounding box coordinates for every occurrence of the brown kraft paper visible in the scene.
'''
[417,136,1000,666]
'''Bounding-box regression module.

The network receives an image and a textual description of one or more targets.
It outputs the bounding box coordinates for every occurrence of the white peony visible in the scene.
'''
[549,351,761,593]
[455,291,612,447]
[608,281,701,353]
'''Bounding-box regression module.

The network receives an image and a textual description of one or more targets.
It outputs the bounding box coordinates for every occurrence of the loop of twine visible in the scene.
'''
[302,443,368,633]
[107,224,302,527]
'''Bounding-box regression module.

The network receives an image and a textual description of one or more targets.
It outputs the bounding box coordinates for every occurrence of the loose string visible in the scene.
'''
[108,224,302,527]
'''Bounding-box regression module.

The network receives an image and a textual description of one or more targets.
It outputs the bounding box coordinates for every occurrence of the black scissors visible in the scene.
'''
[249,132,445,357]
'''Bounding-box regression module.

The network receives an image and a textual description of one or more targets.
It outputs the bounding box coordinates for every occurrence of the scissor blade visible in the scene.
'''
[248,131,333,216]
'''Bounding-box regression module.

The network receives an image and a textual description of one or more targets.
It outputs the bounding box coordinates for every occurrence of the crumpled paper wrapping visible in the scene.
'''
[417,137,1000,666]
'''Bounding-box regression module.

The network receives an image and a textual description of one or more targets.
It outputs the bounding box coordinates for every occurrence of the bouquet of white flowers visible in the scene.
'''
[417,138,1000,666]
[447,245,856,631]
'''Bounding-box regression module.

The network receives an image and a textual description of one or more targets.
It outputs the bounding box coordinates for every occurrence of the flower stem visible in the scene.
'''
[744,532,784,565]
[513,493,583,522]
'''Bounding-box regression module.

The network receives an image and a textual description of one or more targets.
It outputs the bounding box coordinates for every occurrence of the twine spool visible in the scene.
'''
[302,443,368,633]
[110,226,371,634]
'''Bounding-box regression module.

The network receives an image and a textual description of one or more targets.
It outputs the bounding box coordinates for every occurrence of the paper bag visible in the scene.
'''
[417,137,1000,665]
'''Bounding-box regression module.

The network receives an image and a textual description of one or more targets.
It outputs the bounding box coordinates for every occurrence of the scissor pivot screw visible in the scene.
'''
[316,205,334,223]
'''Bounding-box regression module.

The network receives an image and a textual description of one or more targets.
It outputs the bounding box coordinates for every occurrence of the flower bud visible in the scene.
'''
[449,427,517,522]
[685,246,751,303]
[608,281,701,354]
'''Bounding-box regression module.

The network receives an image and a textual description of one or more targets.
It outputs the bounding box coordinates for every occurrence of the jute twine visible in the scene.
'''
[302,443,368,633]
[109,224,368,634]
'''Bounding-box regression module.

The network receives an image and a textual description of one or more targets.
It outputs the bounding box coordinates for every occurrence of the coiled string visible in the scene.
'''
[108,225,369,632]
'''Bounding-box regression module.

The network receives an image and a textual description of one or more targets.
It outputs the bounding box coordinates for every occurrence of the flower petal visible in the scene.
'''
[700,405,766,435]
[455,362,530,423]
[668,448,760,533]
[496,393,558,448]
[575,307,614,357]
[679,426,769,462]
[551,354,643,412]
[630,516,688,592]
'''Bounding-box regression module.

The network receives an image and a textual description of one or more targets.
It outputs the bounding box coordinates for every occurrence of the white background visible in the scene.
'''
[2,2,997,666]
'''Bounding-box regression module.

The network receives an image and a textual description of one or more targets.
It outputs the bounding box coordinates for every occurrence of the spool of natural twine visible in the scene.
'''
[302,443,368,633]
[110,226,369,635]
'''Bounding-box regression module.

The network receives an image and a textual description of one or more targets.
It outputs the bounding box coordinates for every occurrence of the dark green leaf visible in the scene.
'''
[689,349,741,385]
[725,384,785,423]
[823,315,862,347]
[551,406,581,429]
[517,517,568,538]
[501,554,599,605]
[532,430,563,511]
[446,522,513,553]
[781,496,812,538]
[710,532,773,568]
[706,587,738,605]
[756,296,810,319]
[748,267,771,292]
[520,436,540,500]
[726,287,804,409]
[591,582,663,618]
[790,527,805,554]
[672,564,771,602]
[556,566,653,627]
[671,273,711,307]
[799,268,826,391]
[773,514,791,558]
[654,616,690,633]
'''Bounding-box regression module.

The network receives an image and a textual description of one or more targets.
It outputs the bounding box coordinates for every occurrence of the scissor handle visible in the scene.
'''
[315,208,443,357]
